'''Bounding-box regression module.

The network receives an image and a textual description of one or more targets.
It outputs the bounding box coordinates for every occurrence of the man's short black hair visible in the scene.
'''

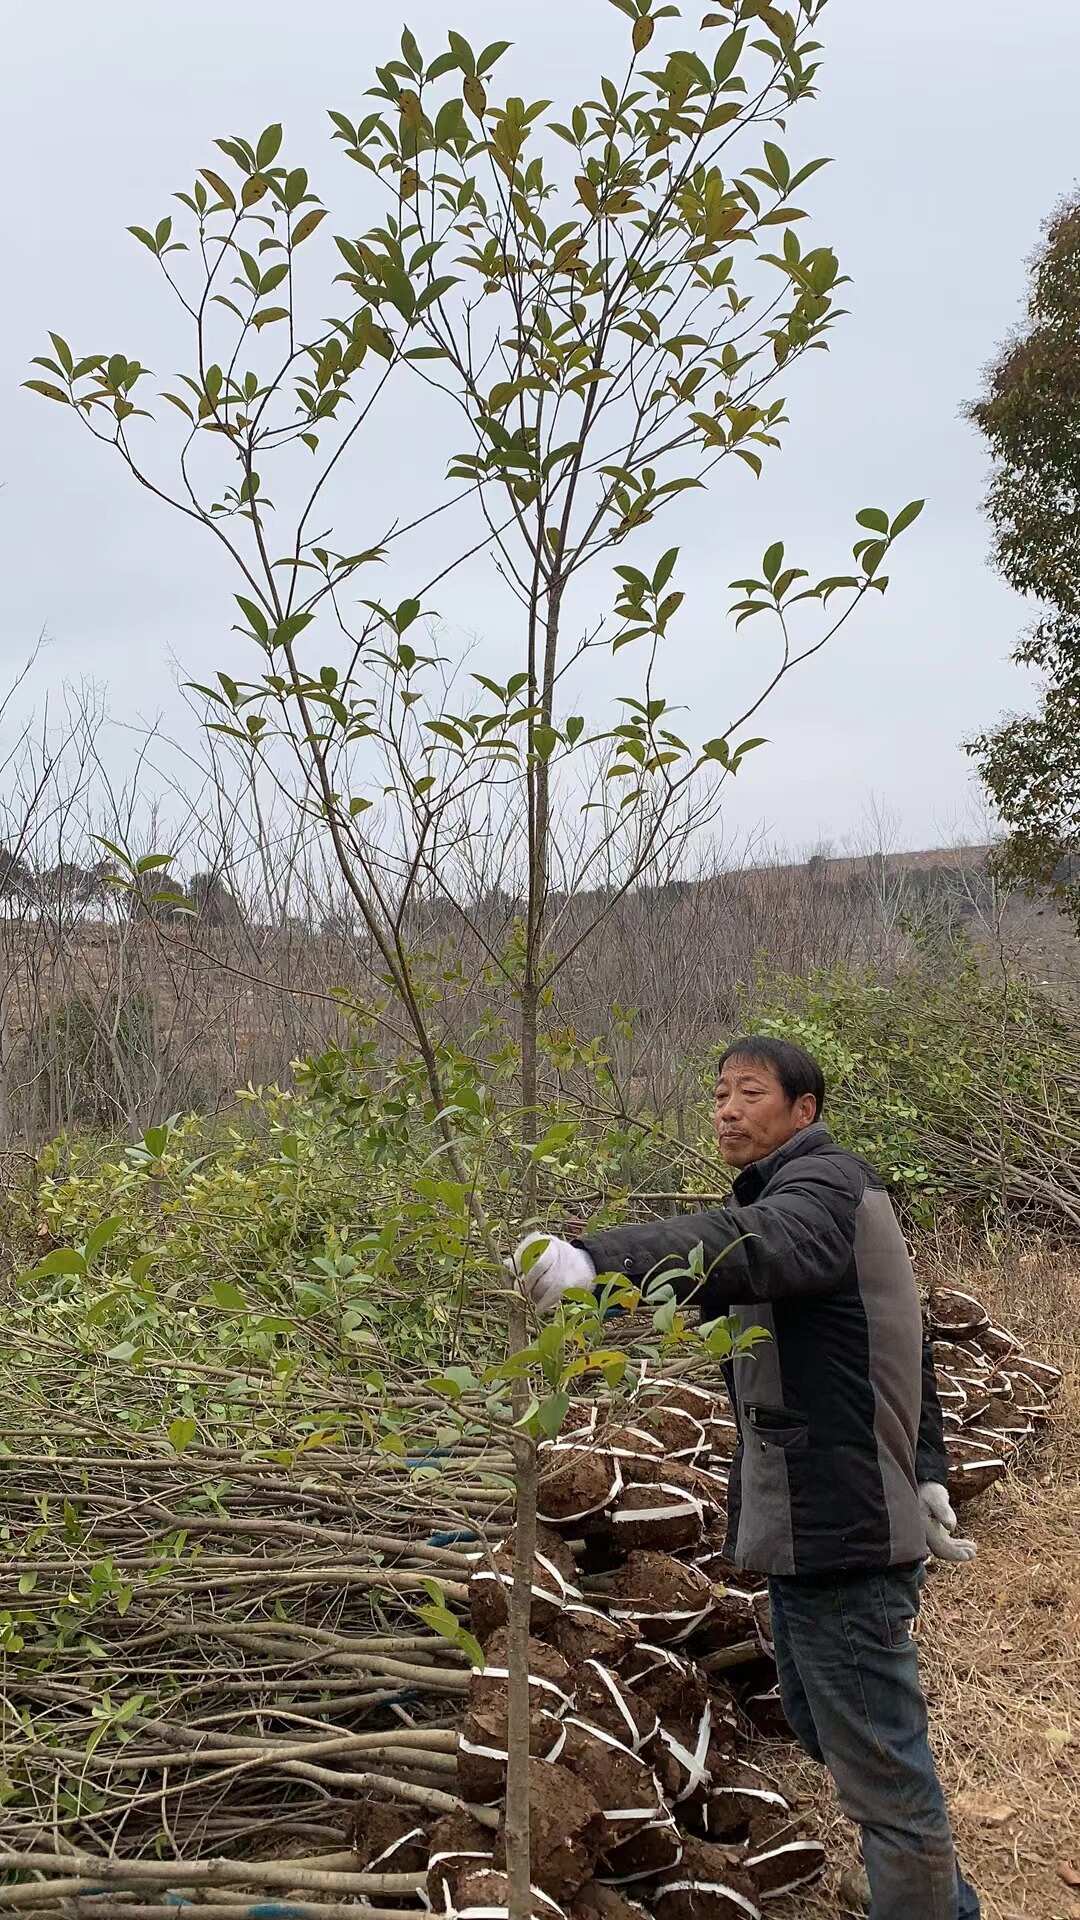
[717,1034,826,1119]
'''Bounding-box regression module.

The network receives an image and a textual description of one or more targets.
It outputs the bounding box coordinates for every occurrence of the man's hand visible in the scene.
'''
[510,1234,596,1313]
[919,1481,977,1564]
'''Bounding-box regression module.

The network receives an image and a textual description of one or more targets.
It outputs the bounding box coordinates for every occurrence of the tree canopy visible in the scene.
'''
[967,196,1080,924]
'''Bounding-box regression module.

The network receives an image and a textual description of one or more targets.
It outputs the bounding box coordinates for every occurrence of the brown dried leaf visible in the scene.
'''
[953,1792,1016,1827]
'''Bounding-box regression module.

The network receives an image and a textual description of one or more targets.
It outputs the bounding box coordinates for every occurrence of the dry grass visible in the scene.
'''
[767,1241,1080,1919]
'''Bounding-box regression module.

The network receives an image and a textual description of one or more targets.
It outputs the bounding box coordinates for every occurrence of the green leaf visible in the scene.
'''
[235,596,270,643]
[211,1279,247,1311]
[200,169,236,211]
[889,498,925,536]
[415,275,460,314]
[435,98,467,144]
[536,1391,570,1439]
[253,307,290,329]
[855,507,889,534]
[589,1349,628,1387]
[23,379,70,404]
[31,1248,86,1279]
[463,74,487,118]
[762,540,784,582]
[712,27,746,84]
[477,38,512,72]
[284,166,309,211]
[417,1603,460,1639]
[731,734,767,766]
[458,1630,486,1669]
[84,1217,123,1264]
[292,208,327,245]
[517,1236,551,1276]
[532,1120,576,1159]
[271,611,315,647]
[652,548,678,593]
[381,259,416,318]
[167,1417,197,1455]
[533,724,559,761]
[427,1375,463,1399]
[447,30,476,75]
[763,141,790,191]
[256,123,283,168]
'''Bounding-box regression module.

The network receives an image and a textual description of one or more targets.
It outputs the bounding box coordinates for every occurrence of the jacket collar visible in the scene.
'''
[731,1121,834,1203]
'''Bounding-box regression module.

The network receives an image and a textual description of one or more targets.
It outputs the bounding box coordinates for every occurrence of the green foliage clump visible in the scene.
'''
[967,195,1080,925]
[15,1087,469,1380]
[9,959,1077,1416]
[742,959,1079,1223]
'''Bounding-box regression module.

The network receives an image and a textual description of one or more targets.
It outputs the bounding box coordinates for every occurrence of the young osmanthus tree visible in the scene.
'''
[27,1,921,1902]
[26,0,920,1172]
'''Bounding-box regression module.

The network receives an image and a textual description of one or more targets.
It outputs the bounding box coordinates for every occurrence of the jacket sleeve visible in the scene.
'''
[916,1330,949,1485]
[576,1154,860,1318]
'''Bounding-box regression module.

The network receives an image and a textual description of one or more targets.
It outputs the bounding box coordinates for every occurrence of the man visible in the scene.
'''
[513,1034,979,1920]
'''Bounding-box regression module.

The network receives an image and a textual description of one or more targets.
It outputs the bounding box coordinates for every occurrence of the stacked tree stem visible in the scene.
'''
[0,1288,1060,1918]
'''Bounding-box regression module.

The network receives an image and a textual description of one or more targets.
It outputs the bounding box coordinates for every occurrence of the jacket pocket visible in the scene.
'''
[745,1403,809,1453]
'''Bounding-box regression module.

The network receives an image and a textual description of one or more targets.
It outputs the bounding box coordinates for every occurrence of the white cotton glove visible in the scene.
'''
[510,1233,597,1314]
[919,1481,977,1564]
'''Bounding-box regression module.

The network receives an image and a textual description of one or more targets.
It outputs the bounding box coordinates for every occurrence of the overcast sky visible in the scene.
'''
[4,0,1077,857]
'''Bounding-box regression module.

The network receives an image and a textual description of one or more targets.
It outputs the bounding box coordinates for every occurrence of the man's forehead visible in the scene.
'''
[716,1055,779,1084]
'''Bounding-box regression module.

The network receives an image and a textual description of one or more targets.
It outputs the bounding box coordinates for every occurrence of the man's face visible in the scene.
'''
[713,1055,818,1168]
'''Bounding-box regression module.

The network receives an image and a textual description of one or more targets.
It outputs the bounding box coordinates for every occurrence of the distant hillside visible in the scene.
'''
[780,844,991,880]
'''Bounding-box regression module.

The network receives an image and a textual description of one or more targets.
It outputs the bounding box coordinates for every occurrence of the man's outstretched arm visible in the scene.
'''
[513,1154,859,1316]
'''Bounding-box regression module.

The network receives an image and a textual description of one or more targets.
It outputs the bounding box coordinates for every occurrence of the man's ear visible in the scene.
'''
[794,1093,818,1131]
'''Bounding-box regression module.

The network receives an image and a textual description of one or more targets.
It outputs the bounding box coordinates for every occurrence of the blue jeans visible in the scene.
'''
[768,1565,979,1920]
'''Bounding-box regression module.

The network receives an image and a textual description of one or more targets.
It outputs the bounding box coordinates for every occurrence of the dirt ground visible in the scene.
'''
[768,1245,1080,1919]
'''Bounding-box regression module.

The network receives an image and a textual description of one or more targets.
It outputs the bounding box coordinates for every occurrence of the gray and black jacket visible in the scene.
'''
[576,1124,947,1578]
